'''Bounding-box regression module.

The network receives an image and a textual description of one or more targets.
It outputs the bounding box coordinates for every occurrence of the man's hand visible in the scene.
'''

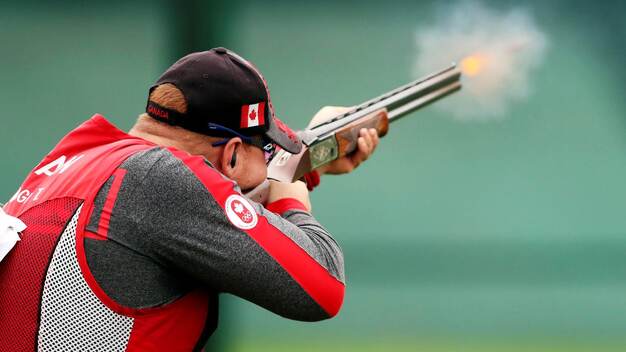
[267,180,312,212]
[307,106,380,175]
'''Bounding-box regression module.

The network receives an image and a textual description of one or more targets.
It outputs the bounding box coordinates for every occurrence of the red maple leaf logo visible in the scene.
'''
[249,109,257,120]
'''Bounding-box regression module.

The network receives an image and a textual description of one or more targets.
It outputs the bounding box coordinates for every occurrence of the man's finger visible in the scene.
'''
[369,129,379,151]
[350,137,368,166]
[360,129,373,154]
[367,128,379,150]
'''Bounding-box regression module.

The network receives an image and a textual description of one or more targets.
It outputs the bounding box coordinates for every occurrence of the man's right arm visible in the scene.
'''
[100,147,345,321]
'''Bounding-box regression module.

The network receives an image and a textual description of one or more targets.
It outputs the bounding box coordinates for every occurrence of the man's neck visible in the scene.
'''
[128,125,221,168]
[128,128,178,149]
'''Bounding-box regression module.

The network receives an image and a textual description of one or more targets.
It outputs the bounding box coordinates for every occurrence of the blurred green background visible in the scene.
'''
[1,0,626,351]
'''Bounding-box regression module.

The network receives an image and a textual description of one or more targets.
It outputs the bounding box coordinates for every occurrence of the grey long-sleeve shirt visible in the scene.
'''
[83,147,345,340]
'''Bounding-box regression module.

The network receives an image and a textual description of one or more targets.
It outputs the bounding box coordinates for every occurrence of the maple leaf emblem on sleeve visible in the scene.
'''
[233,202,244,214]
[249,109,257,120]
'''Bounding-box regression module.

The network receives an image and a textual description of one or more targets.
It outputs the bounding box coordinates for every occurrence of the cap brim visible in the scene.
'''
[264,117,302,154]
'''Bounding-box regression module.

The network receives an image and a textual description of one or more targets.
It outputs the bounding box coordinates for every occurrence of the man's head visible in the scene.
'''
[129,47,302,191]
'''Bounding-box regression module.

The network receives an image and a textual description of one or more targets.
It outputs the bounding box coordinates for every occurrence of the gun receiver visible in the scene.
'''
[246,65,462,203]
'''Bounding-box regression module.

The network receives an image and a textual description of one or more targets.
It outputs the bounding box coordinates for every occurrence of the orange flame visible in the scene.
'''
[461,55,486,77]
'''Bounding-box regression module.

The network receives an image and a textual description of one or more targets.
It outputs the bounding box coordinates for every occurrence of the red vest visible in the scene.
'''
[0,115,210,351]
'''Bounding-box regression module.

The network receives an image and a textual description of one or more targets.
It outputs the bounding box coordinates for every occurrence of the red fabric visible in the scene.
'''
[1,115,153,351]
[303,170,321,191]
[4,115,151,218]
[170,148,344,317]
[0,198,82,352]
[125,290,211,352]
[266,198,308,214]
[2,115,211,350]
[96,168,127,240]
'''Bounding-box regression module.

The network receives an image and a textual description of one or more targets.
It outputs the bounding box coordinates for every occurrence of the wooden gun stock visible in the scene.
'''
[335,109,389,159]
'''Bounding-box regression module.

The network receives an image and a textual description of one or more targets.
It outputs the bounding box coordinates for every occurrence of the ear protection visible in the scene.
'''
[230,150,237,168]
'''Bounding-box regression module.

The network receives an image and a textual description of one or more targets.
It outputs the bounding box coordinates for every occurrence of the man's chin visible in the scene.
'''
[241,183,261,194]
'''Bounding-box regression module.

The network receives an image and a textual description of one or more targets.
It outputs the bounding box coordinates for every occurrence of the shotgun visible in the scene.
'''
[247,64,462,203]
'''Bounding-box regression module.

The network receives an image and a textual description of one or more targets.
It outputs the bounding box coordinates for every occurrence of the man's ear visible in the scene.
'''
[220,137,243,178]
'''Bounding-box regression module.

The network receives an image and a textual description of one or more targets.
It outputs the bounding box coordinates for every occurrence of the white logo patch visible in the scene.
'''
[225,194,258,230]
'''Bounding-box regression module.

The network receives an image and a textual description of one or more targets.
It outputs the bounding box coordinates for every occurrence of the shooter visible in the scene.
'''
[0,46,460,350]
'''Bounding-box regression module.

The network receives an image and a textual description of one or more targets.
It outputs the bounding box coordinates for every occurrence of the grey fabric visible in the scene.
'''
[257,206,345,282]
[85,149,191,308]
[84,237,190,308]
[84,147,342,322]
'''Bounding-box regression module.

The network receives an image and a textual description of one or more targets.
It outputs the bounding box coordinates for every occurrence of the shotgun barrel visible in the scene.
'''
[246,65,462,203]
[303,65,461,145]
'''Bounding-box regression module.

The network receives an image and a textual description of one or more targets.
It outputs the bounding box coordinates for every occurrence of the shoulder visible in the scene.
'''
[120,146,235,196]
[108,147,237,224]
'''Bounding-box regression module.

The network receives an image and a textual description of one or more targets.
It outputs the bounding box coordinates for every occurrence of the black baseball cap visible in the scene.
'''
[146,47,302,154]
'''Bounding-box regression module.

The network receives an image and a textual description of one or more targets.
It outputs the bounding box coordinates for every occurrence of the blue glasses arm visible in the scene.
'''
[211,138,230,147]
[207,122,253,145]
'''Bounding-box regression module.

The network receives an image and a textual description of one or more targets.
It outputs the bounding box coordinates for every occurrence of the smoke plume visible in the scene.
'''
[414,1,548,120]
